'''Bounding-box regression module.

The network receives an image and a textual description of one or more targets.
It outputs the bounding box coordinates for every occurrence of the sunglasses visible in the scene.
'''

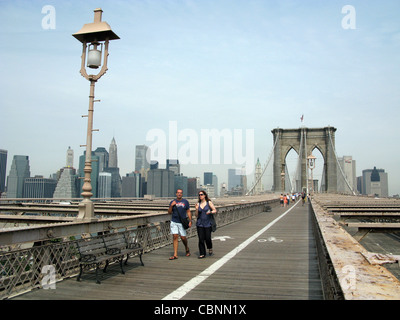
[198,194,205,196]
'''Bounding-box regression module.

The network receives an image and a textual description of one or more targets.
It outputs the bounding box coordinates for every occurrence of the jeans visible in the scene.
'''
[197,226,212,256]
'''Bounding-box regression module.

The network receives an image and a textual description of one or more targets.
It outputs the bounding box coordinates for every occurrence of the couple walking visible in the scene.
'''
[168,189,217,260]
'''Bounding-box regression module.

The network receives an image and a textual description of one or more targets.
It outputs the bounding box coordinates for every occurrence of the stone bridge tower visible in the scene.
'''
[272,127,337,193]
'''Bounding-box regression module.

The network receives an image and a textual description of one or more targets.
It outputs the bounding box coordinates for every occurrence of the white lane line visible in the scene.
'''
[162,201,299,300]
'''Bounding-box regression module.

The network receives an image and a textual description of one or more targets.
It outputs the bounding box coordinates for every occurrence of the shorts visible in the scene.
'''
[170,221,187,237]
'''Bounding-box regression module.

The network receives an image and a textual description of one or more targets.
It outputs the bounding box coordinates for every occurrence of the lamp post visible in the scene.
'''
[73,8,119,220]
[307,153,317,196]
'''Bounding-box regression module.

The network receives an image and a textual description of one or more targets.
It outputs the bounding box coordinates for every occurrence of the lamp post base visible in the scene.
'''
[77,200,97,221]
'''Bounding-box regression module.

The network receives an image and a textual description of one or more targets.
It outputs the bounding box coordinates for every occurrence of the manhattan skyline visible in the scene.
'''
[0,138,394,197]
[1,1,399,195]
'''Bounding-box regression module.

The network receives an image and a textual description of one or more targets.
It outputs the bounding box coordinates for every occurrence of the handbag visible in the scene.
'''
[179,214,190,230]
[210,214,217,232]
[203,201,217,232]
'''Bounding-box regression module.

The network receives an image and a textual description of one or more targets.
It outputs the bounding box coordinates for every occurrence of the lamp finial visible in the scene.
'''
[94,8,103,23]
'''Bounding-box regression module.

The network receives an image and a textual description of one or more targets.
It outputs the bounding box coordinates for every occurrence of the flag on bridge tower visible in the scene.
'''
[300,114,304,122]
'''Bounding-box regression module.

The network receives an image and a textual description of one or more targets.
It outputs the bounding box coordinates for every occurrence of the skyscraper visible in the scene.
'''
[7,155,30,198]
[174,174,188,196]
[337,156,357,194]
[53,167,78,199]
[212,174,219,197]
[94,147,109,172]
[227,167,246,195]
[254,158,263,194]
[167,159,180,175]
[361,167,388,197]
[187,178,199,197]
[135,145,150,172]
[150,161,159,170]
[228,168,241,191]
[108,137,118,168]
[147,169,174,198]
[122,172,142,198]
[98,172,112,198]
[66,146,74,168]
[104,167,122,198]
[99,138,122,198]
[204,172,213,185]
[135,145,150,183]
[0,149,7,194]
[24,176,57,199]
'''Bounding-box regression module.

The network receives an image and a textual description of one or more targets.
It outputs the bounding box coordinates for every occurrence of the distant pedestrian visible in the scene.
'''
[195,190,217,259]
[283,194,288,207]
[280,194,284,207]
[168,189,192,260]
[301,192,306,206]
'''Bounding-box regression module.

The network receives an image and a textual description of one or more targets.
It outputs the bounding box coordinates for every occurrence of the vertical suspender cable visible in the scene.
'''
[246,134,279,196]
[328,130,356,195]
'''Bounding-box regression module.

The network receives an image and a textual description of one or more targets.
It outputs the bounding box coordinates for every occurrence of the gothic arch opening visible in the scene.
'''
[285,147,299,193]
[309,147,324,193]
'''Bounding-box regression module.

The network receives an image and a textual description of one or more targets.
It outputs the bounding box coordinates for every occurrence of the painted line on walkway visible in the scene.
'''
[162,201,300,300]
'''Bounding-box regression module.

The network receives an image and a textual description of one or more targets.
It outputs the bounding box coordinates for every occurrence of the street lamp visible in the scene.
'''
[307,153,317,195]
[73,8,119,220]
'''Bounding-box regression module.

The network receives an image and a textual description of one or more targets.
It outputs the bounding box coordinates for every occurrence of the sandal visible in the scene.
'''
[169,255,178,260]
[186,249,191,257]
[198,255,205,259]
[209,249,213,256]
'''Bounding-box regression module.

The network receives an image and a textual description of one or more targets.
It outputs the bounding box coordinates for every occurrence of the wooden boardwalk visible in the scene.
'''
[14,201,323,300]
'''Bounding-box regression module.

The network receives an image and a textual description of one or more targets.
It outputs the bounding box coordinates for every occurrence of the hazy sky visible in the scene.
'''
[1,0,399,195]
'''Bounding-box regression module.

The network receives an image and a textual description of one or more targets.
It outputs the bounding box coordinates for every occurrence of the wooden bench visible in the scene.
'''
[76,231,144,284]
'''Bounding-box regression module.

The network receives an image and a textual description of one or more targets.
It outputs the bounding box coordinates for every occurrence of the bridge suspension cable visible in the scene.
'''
[246,133,279,196]
[284,163,292,193]
[328,130,356,195]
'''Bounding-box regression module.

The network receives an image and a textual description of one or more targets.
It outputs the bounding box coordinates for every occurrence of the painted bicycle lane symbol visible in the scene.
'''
[257,237,283,243]
[211,236,283,243]
[212,236,233,242]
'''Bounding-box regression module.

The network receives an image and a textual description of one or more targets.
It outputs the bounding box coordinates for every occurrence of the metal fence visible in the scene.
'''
[0,200,274,299]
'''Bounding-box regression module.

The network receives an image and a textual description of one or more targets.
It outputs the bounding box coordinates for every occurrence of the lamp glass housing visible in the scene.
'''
[87,43,102,69]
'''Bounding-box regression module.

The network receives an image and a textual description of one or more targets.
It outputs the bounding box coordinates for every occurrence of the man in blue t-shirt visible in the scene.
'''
[167,189,192,260]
